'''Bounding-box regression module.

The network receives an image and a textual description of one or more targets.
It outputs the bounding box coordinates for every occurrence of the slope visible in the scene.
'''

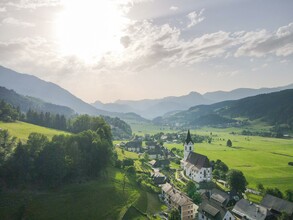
[0,86,74,116]
[0,121,70,141]
[0,66,108,115]
[160,89,293,129]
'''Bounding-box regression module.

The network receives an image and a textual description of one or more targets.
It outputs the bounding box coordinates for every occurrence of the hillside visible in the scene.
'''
[0,66,149,124]
[0,168,163,220]
[0,86,74,116]
[0,121,70,141]
[0,66,109,115]
[158,89,293,129]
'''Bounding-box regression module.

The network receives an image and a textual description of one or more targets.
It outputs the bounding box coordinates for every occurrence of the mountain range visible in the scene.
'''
[1,65,293,123]
[93,84,293,119]
[0,66,147,123]
[155,89,293,129]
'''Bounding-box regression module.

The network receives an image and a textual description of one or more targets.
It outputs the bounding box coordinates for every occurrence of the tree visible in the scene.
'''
[0,129,16,166]
[185,181,197,197]
[257,183,265,193]
[212,169,220,180]
[125,166,136,175]
[169,209,180,220]
[285,189,293,202]
[265,187,283,199]
[278,212,290,220]
[227,169,247,194]
[192,192,202,205]
[143,153,149,161]
[226,139,232,147]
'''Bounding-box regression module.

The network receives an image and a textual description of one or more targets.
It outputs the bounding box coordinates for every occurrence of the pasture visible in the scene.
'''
[0,121,70,141]
[165,127,293,192]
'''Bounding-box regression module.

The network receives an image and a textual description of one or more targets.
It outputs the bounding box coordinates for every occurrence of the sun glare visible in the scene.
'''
[55,0,126,61]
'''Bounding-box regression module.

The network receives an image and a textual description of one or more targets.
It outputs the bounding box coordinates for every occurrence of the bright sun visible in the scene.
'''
[55,0,126,61]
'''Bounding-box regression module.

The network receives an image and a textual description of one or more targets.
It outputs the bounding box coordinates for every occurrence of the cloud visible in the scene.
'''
[2,0,61,9]
[2,17,35,27]
[235,23,293,57]
[95,20,237,72]
[187,9,205,28]
[0,7,6,12]
[170,6,178,11]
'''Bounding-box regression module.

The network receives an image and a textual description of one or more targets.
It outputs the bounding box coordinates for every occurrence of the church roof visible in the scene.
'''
[186,152,210,169]
[185,130,193,144]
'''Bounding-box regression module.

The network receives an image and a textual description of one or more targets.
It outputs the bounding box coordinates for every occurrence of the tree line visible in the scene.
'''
[0,100,23,122]
[0,100,132,139]
[0,118,114,189]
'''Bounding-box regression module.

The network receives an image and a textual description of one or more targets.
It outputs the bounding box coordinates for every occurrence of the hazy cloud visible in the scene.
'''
[2,17,35,27]
[0,7,6,12]
[2,0,61,9]
[170,6,178,11]
[235,23,293,57]
[187,9,205,28]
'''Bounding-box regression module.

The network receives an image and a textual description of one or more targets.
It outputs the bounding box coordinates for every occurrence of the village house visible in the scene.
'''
[145,145,175,159]
[152,172,167,185]
[198,189,236,220]
[260,194,293,219]
[124,140,142,152]
[181,130,212,183]
[232,198,274,220]
[149,159,170,169]
[161,183,198,220]
[198,200,235,220]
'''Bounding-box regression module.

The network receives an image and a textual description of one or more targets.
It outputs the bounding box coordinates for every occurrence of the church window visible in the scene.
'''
[189,146,191,151]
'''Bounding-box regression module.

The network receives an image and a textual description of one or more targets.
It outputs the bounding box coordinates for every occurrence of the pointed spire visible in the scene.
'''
[185,130,193,144]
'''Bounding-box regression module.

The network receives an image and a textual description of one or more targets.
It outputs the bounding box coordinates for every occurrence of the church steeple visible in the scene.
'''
[185,129,193,144]
[184,130,194,160]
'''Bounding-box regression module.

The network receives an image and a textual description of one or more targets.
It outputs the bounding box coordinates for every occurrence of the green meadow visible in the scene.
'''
[0,121,70,141]
[0,168,163,220]
[164,127,293,192]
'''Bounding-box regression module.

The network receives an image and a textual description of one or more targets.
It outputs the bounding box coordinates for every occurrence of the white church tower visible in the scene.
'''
[184,130,194,160]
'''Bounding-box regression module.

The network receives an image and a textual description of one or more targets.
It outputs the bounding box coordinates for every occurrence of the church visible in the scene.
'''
[181,130,213,183]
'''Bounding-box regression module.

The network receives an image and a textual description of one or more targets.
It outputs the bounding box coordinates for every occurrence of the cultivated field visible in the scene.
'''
[0,121,70,141]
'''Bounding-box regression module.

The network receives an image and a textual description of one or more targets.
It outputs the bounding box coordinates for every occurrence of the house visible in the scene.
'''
[209,188,237,208]
[125,140,142,152]
[198,189,236,220]
[146,145,165,159]
[232,199,274,220]
[260,194,293,219]
[149,159,170,169]
[152,172,167,185]
[161,183,198,220]
[181,130,212,183]
[198,200,235,220]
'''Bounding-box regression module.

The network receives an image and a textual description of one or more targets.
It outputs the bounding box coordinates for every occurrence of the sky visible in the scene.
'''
[0,0,292,103]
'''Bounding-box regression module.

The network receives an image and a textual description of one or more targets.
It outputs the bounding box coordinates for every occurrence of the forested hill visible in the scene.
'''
[156,89,293,129]
[0,86,74,116]
[219,89,293,124]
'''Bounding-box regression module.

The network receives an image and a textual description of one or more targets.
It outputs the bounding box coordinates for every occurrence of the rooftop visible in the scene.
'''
[260,194,293,215]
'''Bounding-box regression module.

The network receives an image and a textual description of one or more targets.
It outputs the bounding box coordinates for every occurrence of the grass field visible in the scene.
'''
[0,121,70,141]
[0,167,163,220]
[164,127,293,193]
